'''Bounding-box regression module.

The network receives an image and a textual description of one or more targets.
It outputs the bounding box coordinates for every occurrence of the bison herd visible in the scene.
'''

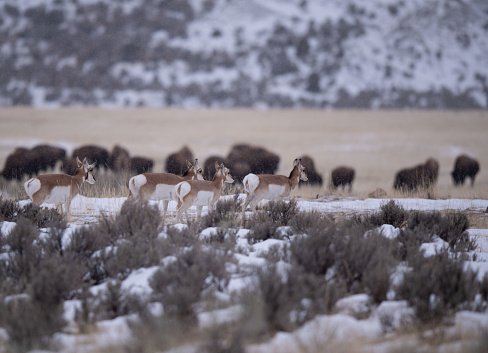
[0,143,481,193]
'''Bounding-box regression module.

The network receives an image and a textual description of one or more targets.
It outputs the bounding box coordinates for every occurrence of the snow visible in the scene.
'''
[3,194,488,352]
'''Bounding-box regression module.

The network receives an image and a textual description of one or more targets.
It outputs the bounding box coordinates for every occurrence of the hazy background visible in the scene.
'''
[0,0,487,109]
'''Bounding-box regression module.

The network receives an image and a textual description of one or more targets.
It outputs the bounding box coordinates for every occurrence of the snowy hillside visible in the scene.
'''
[0,0,487,108]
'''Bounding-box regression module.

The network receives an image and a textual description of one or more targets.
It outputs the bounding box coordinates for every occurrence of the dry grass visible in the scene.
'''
[1,108,487,201]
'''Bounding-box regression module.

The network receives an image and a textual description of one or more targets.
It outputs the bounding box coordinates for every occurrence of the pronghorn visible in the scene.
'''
[242,158,308,213]
[24,157,96,217]
[127,159,204,220]
[175,162,234,223]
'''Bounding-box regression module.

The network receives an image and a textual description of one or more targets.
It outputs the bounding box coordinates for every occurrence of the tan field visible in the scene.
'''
[0,108,487,200]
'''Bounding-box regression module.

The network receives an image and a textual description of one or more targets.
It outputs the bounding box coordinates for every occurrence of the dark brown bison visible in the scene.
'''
[1,147,30,180]
[298,155,322,186]
[329,166,355,191]
[72,145,109,169]
[203,155,226,180]
[393,158,439,191]
[165,146,193,175]
[30,144,66,173]
[61,156,79,175]
[109,145,131,172]
[1,145,66,180]
[451,154,480,186]
[225,144,280,183]
[131,156,154,174]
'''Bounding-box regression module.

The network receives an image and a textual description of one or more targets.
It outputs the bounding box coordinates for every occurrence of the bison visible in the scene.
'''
[393,158,439,192]
[329,166,355,192]
[131,156,154,174]
[1,148,30,180]
[225,144,280,183]
[72,145,109,169]
[451,154,479,186]
[1,145,66,180]
[298,155,322,186]
[30,144,66,173]
[203,155,226,180]
[109,145,131,172]
[165,146,193,175]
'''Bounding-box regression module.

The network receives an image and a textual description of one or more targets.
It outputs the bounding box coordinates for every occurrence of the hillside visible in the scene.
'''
[1,0,487,108]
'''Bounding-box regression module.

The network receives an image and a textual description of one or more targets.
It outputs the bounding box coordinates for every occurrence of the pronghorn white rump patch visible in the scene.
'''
[194,191,215,206]
[128,174,147,197]
[243,174,259,194]
[265,184,286,199]
[175,181,191,201]
[24,178,41,197]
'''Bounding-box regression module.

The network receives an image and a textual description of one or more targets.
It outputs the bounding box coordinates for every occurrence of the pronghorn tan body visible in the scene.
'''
[127,159,203,220]
[175,162,234,223]
[24,157,96,217]
[242,158,308,213]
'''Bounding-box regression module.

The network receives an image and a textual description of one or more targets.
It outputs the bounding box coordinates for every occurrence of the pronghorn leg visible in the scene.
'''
[162,200,169,222]
[249,195,263,213]
[196,206,203,219]
[176,202,192,223]
[242,193,255,213]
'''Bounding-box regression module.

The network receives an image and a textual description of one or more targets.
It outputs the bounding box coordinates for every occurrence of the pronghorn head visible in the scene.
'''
[294,158,308,182]
[77,157,97,184]
[214,162,234,184]
[185,159,205,180]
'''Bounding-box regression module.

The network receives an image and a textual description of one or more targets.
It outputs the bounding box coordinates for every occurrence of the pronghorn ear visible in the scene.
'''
[215,161,221,170]
[77,157,83,167]
[293,158,298,167]
[186,160,192,168]
[90,160,97,169]
[193,158,199,167]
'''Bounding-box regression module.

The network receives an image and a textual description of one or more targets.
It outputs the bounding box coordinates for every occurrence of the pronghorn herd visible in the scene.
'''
[23,155,308,223]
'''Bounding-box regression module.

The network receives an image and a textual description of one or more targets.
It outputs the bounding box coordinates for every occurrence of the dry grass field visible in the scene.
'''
[0,108,487,201]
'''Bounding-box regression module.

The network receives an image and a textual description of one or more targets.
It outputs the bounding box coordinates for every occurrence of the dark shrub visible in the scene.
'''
[247,212,279,243]
[334,227,398,301]
[406,210,474,251]
[290,226,339,277]
[263,199,299,226]
[368,200,408,228]
[99,200,162,240]
[251,263,333,333]
[437,211,473,251]
[396,228,434,261]
[0,197,17,222]
[5,296,56,352]
[70,201,164,281]
[0,198,66,228]
[396,251,478,323]
[479,272,488,302]
[97,280,145,320]
[289,210,334,234]
[150,245,223,323]
[161,223,200,255]
[1,217,41,292]
[199,194,242,228]
[246,200,299,243]
[5,256,69,352]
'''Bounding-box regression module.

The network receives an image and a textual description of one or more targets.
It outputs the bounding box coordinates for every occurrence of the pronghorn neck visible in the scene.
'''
[212,172,225,190]
[288,166,300,188]
[73,167,87,185]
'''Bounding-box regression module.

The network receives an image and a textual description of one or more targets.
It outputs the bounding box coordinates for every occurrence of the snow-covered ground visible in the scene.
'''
[3,194,488,352]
